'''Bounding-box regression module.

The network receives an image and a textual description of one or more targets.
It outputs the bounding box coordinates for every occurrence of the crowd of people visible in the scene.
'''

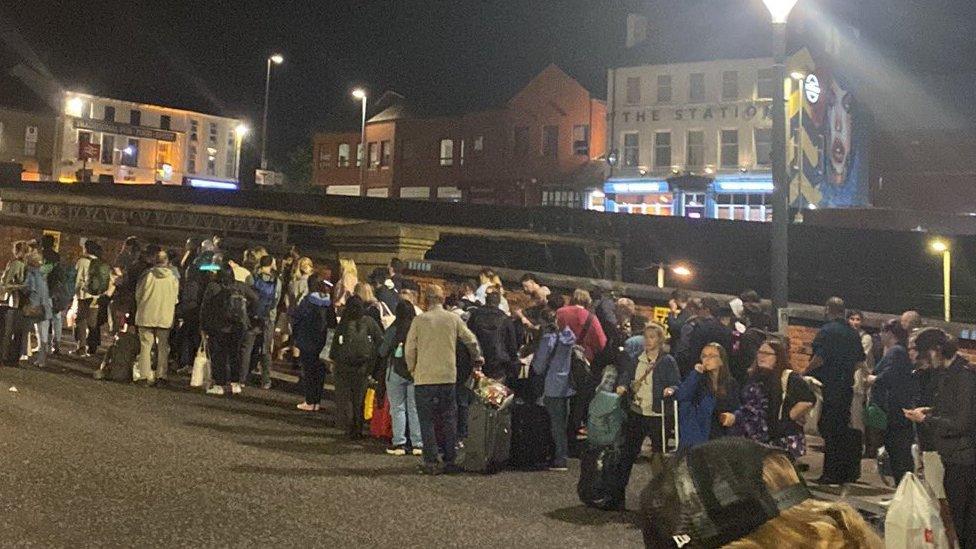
[3,233,975,547]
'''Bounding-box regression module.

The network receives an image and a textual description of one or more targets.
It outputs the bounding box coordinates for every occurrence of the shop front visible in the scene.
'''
[604,172,774,221]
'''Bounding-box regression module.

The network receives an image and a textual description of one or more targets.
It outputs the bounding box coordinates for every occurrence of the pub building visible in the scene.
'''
[54,91,244,188]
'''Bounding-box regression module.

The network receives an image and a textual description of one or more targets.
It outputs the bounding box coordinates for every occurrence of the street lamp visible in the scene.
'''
[652,263,693,289]
[260,53,284,170]
[762,0,800,320]
[234,124,248,181]
[790,71,805,203]
[930,239,952,322]
[352,88,367,190]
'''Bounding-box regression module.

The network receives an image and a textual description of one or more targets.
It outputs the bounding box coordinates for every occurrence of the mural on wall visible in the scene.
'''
[791,64,870,209]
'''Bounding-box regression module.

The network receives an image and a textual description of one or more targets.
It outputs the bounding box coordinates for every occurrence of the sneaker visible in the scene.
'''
[296,402,319,412]
[230,383,242,394]
[548,462,569,472]
[206,385,225,396]
[411,448,424,456]
[386,445,407,456]
[261,380,273,390]
[576,427,588,441]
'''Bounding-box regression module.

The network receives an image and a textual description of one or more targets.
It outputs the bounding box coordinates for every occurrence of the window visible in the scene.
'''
[473,135,484,152]
[657,75,672,103]
[715,193,770,222]
[225,134,236,176]
[654,131,671,168]
[689,73,705,102]
[573,125,590,156]
[208,122,218,146]
[757,69,775,99]
[337,143,351,167]
[541,190,584,209]
[754,128,772,166]
[206,156,216,175]
[439,139,454,166]
[356,143,364,167]
[720,129,739,168]
[160,115,171,130]
[130,110,141,126]
[318,145,332,169]
[157,142,172,168]
[103,106,115,122]
[626,77,641,105]
[380,140,391,167]
[722,71,739,100]
[368,142,379,168]
[77,131,92,159]
[101,135,114,164]
[513,127,529,157]
[542,125,558,158]
[187,145,197,173]
[686,130,704,168]
[623,132,639,167]
[459,139,465,166]
[122,138,139,167]
[190,120,199,142]
[24,128,36,157]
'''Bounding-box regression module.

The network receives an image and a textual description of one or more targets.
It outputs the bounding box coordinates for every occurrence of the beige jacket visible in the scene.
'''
[406,304,482,386]
[135,267,180,329]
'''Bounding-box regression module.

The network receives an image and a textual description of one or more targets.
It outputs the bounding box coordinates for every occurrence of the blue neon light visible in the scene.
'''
[604,178,669,194]
[189,178,238,190]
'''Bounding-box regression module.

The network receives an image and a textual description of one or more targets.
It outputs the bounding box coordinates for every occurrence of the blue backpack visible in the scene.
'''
[253,277,278,319]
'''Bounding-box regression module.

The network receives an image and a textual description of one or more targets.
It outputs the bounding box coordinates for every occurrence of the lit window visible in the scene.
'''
[122,138,139,168]
[623,132,639,167]
[157,142,172,169]
[77,131,93,160]
[368,142,379,168]
[722,71,738,101]
[337,143,350,167]
[720,129,739,168]
[439,139,454,166]
[689,73,705,103]
[380,140,391,167]
[356,143,364,167]
[686,131,704,168]
[473,135,484,152]
[573,125,590,156]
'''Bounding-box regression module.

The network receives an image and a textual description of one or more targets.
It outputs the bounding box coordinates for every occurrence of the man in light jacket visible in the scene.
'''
[134,251,180,385]
[406,284,483,475]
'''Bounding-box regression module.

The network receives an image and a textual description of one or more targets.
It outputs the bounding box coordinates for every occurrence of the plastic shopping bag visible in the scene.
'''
[885,472,950,549]
[191,336,211,388]
[363,386,376,421]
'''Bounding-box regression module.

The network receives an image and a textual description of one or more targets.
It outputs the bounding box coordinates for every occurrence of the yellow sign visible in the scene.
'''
[42,230,61,253]
[652,307,670,326]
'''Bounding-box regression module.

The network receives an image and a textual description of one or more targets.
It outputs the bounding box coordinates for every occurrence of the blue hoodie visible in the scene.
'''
[531,327,577,398]
[290,292,334,354]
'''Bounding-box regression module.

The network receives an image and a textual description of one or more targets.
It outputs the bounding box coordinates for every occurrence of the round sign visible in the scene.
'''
[805,74,821,104]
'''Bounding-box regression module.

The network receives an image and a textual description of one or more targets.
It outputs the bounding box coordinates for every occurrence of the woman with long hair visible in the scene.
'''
[674,342,740,449]
[379,300,422,456]
[333,258,359,309]
[735,337,816,460]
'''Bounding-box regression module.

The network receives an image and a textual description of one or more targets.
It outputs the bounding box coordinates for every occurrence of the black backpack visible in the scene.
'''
[204,285,249,334]
[333,319,377,365]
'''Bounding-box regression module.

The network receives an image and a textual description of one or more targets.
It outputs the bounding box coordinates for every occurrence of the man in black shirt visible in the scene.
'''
[807,297,866,485]
[905,328,976,549]
[676,297,733,378]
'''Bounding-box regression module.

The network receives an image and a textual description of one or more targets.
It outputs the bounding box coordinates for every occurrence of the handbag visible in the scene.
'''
[569,314,596,391]
[22,302,44,320]
[865,402,889,431]
[369,396,393,440]
[190,335,211,388]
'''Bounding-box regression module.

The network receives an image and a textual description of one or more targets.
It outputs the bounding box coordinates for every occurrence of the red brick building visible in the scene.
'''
[312,65,607,207]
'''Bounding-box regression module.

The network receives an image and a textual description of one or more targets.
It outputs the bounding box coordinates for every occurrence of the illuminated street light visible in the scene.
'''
[762,0,799,23]
[672,265,693,278]
[123,146,135,156]
[235,124,249,138]
[929,239,951,322]
[352,88,368,191]
[260,53,285,170]
[66,96,84,118]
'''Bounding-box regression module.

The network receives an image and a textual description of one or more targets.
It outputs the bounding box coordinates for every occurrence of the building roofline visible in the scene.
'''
[62,90,242,121]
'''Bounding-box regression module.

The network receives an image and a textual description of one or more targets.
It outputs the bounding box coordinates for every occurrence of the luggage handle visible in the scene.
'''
[646,398,679,455]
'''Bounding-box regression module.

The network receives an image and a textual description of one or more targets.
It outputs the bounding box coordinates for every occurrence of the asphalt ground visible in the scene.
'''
[0,356,650,548]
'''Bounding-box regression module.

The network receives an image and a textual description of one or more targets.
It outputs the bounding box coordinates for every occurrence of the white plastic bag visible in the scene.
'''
[802,376,823,437]
[885,472,950,549]
[191,336,211,388]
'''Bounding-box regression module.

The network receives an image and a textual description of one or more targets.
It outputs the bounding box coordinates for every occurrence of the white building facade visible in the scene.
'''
[605,57,781,221]
[55,91,244,188]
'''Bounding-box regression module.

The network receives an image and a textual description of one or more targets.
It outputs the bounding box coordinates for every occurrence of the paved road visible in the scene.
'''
[0,358,648,548]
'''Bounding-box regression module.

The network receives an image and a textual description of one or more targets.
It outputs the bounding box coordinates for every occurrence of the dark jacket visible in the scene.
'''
[375,285,400,314]
[467,306,519,379]
[922,355,976,466]
[616,351,681,415]
[677,316,733,378]
[200,280,258,335]
[290,292,336,354]
[870,345,919,431]
[809,319,865,403]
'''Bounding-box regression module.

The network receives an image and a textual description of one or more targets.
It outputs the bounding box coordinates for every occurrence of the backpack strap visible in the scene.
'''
[778,370,791,421]
[580,311,595,341]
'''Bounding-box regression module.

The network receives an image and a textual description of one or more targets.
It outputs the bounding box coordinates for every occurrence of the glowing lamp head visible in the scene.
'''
[930,240,949,254]
[672,265,693,278]
[790,71,806,81]
[235,124,249,138]
[123,146,135,156]
[66,96,84,117]
[352,89,366,100]
[269,54,284,65]
[762,0,799,23]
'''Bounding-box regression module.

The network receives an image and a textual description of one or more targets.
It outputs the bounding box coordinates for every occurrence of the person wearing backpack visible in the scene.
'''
[378,300,422,455]
[292,274,337,411]
[329,295,384,437]
[73,239,109,357]
[466,287,519,381]
[241,255,282,389]
[200,264,256,396]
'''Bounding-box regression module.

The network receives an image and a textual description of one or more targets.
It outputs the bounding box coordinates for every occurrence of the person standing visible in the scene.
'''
[200,264,255,396]
[242,255,282,389]
[869,319,917,484]
[38,235,68,355]
[806,297,866,485]
[292,275,337,412]
[677,297,733,379]
[379,300,423,456]
[22,251,52,368]
[666,289,692,346]
[674,342,740,449]
[73,240,109,357]
[905,328,976,549]
[329,296,384,437]
[466,288,519,381]
[134,251,180,386]
[406,284,483,475]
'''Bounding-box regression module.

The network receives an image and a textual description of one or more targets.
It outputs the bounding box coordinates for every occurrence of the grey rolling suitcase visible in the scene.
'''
[460,400,512,473]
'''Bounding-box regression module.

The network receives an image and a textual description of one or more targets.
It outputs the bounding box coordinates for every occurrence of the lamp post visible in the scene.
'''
[762,0,799,319]
[930,239,952,322]
[260,53,284,170]
[234,123,248,182]
[352,88,367,191]
[651,263,693,289]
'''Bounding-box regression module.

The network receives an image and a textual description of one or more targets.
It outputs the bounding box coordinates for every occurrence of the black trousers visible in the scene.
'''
[944,462,976,549]
[334,365,368,435]
[617,412,664,503]
[300,348,326,405]
[884,427,915,486]
[819,398,862,483]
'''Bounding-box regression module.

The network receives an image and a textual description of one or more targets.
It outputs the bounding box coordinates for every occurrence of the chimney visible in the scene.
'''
[626,13,648,48]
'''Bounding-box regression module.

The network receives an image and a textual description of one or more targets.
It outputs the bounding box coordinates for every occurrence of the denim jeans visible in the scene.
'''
[50,311,63,352]
[33,319,49,365]
[415,384,458,465]
[387,368,422,448]
[240,317,275,385]
[544,396,571,467]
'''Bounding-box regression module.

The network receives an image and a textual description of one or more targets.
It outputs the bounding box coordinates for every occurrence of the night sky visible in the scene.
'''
[2,0,974,176]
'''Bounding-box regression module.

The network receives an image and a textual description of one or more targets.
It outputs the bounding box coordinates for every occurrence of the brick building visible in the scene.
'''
[312,65,607,208]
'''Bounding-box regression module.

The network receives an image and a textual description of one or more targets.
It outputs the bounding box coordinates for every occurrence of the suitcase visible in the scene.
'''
[460,400,512,473]
[509,399,554,470]
[577,443,624,509]
[94,330,139,382]
[646,398,680,455]
[0,305,24,366]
